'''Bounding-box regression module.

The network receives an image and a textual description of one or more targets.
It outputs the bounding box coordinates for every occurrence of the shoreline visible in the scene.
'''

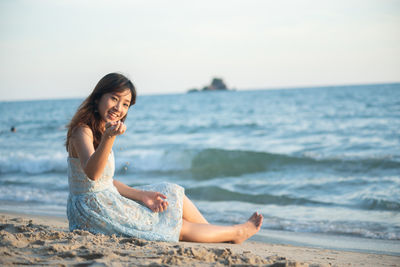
[2,204,399,256]
[1,211,399,266]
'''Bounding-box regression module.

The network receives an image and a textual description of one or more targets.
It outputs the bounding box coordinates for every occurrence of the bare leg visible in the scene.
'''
[182,195,209,224]
[179,212,263,244]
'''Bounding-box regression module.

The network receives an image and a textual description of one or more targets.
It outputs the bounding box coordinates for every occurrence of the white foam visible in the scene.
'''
[0,185,68,205]
[115,149,193,173]
[0,151,67,174]
[0,149,195,174]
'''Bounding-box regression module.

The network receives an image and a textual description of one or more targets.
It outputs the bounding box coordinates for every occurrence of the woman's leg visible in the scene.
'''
[179,212,263,244]
[182,195,209,224]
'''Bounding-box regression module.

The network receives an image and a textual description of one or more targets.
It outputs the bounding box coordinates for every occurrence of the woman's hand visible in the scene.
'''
[141,191,169,213]
[104,121,126,137]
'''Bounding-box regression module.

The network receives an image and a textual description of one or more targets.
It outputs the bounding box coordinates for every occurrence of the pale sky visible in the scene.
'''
[0,0,399,101]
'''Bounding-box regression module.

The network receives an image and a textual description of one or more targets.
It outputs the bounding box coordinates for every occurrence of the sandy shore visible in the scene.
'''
[0,212,398,266]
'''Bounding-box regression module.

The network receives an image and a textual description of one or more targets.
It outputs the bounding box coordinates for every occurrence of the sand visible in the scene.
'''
[0,212,399,267]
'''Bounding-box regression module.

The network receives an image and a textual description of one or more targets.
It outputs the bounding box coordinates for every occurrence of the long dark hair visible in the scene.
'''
[66,73,136,151]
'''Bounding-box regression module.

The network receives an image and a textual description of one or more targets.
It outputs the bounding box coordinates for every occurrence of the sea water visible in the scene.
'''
[1,83,399,254]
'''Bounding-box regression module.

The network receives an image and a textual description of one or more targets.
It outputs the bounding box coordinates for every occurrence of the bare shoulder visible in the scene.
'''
[70,125,95,159]
[71,125,93,139]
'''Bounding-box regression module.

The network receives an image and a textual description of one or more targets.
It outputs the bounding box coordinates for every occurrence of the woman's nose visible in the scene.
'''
[114,102,123,111]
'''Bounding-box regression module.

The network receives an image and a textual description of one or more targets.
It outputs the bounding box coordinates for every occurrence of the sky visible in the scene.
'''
[0,0,399,101]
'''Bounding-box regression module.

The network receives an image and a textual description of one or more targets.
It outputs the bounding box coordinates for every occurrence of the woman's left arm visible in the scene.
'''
[113,180,168,212]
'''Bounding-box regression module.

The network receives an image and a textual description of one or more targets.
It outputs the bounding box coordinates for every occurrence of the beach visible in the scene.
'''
[1,85,400,265]
[1,212,399,266]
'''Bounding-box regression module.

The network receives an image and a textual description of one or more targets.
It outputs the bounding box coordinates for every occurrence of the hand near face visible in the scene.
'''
[141,191,169,213]
[104,121,126,137]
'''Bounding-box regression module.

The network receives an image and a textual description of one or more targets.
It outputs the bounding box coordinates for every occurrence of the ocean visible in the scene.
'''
[1,83,399,255]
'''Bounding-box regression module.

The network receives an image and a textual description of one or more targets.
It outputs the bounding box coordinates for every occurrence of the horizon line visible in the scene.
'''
[1,81,399,103]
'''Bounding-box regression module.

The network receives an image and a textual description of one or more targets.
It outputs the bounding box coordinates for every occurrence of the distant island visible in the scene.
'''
[187,77,233,93]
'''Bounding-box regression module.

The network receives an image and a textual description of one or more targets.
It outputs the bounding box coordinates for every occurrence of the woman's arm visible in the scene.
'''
[113,179,145,201]
[71,122,125,180]
[113,179,169,212]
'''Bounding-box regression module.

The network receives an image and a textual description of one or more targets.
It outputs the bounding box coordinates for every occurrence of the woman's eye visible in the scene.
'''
[111,97,118,101]
[124,104,129,107]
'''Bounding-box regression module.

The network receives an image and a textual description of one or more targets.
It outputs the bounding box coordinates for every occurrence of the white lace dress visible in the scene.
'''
[66,151,184,242]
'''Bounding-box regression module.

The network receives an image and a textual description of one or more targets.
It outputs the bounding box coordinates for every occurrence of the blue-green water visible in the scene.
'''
[1,83,399,254]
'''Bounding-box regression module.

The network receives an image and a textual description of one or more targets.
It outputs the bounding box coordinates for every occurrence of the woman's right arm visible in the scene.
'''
[71,122,125,180]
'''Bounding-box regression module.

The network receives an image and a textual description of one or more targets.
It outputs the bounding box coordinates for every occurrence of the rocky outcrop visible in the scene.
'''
[188,78,230,93]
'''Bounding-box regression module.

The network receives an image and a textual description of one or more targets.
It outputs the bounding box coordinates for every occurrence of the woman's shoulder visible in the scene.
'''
[68,124,95,158]
[71,124,93,138]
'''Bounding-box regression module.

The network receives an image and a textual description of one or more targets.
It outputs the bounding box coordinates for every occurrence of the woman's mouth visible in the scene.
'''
[107,111,119,120]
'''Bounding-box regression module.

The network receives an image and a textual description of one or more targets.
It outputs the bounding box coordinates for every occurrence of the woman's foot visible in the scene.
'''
[233,212,263,244]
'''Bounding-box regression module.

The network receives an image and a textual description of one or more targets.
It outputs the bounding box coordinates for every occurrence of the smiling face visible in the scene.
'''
[97,89,132,124]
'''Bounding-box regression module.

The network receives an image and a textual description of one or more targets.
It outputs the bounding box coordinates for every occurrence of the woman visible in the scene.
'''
[66,72,263,243]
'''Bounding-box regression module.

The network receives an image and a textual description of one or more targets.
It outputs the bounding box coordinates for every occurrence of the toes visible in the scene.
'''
[249,212,258,220]
[249,212,263,227]
[248,212,263,229]
[257,215,264,227]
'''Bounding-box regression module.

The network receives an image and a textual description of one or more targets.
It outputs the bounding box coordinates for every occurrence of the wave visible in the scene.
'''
[261,218,400,240]
[118,148,400,180]
[2,177,397,214]
[1,148,399,178]
[0,152,67,174]
[0,185,68,205]
[186,185,400,212]
[189,148,306,179]
[186,186,325,206]
[188,148,400,179]
[356,197,400,211]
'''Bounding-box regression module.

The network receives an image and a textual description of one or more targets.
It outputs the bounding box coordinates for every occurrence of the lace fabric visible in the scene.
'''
[67,151,184,242]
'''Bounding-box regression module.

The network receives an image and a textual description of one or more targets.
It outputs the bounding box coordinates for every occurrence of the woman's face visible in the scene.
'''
[97,89,132,123]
